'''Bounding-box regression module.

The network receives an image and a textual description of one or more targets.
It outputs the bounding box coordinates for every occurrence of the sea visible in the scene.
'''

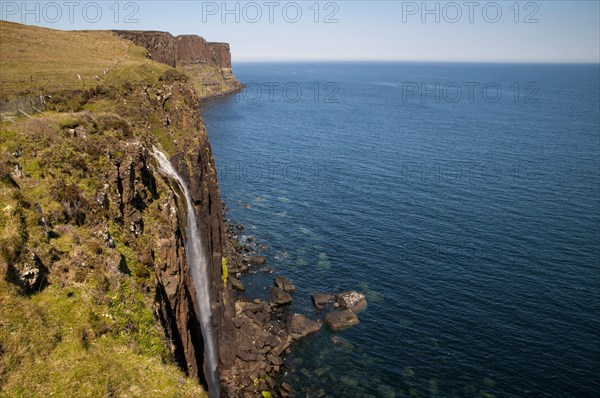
[201,62,600,398]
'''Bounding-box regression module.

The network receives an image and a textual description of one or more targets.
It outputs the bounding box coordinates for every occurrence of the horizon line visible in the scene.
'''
[233,59,600,65]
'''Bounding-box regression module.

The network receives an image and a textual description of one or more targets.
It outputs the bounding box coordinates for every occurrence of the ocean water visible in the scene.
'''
[201,63,600,397]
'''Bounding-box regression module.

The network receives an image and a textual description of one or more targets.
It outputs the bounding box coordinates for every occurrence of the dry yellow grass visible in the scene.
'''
[0,20,170,100]
[1,20,127,82]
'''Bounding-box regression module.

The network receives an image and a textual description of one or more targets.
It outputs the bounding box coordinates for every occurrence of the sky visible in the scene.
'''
[1,1,599,63]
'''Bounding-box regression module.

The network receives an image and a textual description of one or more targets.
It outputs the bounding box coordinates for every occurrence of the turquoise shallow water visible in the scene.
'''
[202,63,600,397]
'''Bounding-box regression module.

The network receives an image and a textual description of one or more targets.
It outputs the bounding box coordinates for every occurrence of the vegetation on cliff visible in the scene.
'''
[0,21,240,397]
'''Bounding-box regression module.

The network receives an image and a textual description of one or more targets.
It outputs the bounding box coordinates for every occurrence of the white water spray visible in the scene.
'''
[152,148,220,398]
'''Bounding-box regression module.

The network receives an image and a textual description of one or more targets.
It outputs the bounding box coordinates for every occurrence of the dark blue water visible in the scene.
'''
[202,63,600,397]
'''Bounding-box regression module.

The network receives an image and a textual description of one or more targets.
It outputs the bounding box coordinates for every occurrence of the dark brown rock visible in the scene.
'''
[268,354,283,366]
[247,255,266,265]
[238,339,253,352]
[280,382,293,398]
[236,350,258,362]
[274,275,296,293]
[244,303,271,325]
[311,293,333,309]
[323,310,360,331]
[270,287,292,306]
[230,276,245,291]
[287,314,322,340]
[271,337,292,356]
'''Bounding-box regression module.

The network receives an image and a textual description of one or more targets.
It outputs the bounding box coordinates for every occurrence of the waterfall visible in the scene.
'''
[151,148,220,398]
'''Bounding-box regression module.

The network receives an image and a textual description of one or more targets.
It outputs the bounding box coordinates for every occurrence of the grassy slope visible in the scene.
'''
[0,22,206,397]
[0,21,170,97]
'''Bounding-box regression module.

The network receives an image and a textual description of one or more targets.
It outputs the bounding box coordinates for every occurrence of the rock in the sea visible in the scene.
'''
[311,293,333,309]
[336,291,367,313]
[330,334,354,351]
[274,275,296,293]
[323,309,360,331]
[247,255,266,265]
[279,382,293,398]
[287,314,322,340]
[270,287,292,306]
[230,276,245,291]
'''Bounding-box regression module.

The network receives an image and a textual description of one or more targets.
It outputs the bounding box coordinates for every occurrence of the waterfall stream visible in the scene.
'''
[152,148,220,398]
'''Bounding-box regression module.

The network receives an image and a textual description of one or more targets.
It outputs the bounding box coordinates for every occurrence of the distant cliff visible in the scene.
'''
[113,30,242,99]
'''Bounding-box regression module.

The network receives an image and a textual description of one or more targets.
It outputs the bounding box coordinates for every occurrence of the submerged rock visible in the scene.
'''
[330,334,354,351]
[323,309,360,331]
[336,291,367,313]
[279,382,293,397]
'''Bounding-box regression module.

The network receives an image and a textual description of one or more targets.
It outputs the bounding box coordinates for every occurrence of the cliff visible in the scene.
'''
[0,21,238,396]
[113,30,243,99]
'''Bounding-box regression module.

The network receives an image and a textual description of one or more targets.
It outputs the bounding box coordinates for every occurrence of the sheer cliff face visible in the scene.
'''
[109,32,239,391]
[113,31,179,67]
[114,141,236,386]
[96,78,237,386]
[114,31,231,69]
[205,43,232,69]
[176,35,232,68]
[113,31,241,99]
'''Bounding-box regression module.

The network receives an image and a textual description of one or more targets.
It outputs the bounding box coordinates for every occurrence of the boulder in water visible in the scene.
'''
[311,293,333,309]
[274,275,296,292]
[287,314,322,340]
[230,276,245,291]
[336,291,367,313]
[270,287,292,306]
[323,309,360,331]
[247,255,266,265]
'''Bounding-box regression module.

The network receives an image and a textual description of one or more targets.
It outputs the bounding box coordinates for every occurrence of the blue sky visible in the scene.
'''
[1,1,599,63]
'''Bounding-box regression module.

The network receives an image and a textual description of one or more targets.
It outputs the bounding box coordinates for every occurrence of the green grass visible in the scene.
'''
[0,279,207,398]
